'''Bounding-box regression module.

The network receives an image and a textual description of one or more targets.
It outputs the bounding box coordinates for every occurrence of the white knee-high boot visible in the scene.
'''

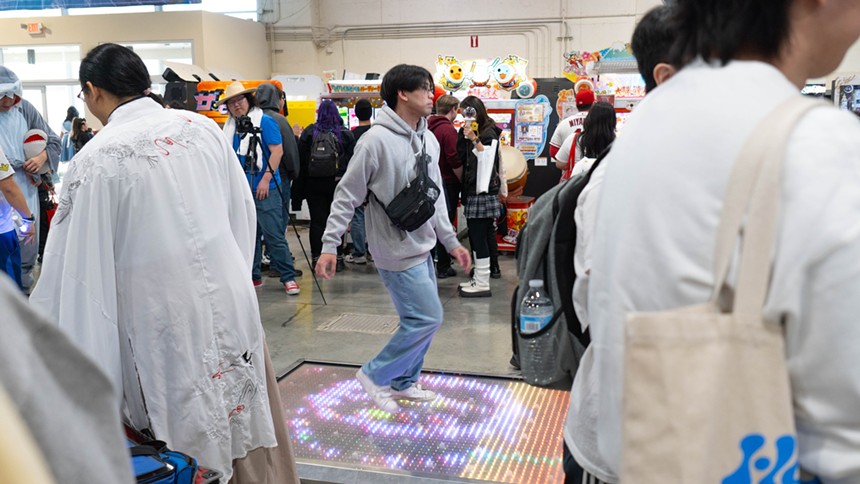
[459,258,491,297]
[459,251,478,289]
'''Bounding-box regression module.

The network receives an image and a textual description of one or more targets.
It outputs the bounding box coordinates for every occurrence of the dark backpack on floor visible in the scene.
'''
[308,130,340,177]
[511,149,608,386]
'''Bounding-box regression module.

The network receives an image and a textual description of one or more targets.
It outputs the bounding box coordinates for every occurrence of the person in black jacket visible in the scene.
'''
[456,95,504,297]
[255,83,303,278]
[296,100,355,271]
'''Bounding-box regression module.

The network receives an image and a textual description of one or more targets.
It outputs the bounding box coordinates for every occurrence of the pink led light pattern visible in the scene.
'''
[278,364,570,483]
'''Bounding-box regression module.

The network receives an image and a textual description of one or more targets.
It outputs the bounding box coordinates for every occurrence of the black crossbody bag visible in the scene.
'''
[373,137,440,232]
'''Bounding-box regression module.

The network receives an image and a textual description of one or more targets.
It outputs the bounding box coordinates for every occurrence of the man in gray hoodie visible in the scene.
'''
[316,64,470,413]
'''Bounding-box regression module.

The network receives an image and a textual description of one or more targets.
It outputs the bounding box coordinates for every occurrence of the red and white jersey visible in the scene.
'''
[549,111,588,158]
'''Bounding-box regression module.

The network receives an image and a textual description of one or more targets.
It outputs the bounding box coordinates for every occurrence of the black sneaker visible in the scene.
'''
[436,267,457,279]
[490,267,502,279]
[336,257,345,273]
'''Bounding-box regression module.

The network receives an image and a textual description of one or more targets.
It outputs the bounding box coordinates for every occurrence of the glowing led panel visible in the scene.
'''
[278,363,569,483]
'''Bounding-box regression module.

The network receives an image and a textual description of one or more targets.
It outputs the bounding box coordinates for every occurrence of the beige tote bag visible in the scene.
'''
[620,97,822,483]
[0,384,56,484]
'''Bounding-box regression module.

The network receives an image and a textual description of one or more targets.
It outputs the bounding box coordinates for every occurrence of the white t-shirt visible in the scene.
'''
[0,147,16,234]
[549,111,587,157]
[568,59,860,482]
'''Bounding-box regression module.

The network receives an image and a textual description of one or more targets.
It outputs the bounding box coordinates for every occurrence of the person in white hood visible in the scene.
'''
[0,66,60,292]
[316,64,470,414]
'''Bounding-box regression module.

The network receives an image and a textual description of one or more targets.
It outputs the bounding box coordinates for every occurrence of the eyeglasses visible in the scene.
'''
[226,96,246,107]
[77,89,85,101]
[1,92,16,100]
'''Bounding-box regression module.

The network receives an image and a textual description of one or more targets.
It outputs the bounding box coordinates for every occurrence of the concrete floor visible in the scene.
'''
[259,225,520,381]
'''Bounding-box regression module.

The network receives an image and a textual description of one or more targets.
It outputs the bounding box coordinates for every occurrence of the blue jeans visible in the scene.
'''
[252,188,296,283]
[0,229,22,291]
[362,256,443,391]
[351,205,366,257]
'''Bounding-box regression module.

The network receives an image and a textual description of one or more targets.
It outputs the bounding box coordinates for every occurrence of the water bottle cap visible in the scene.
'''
[528,280,543,288]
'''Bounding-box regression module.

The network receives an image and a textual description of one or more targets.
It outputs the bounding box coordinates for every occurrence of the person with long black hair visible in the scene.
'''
[70,116,93,152]
[31,43,300,483]
[296,99,355,271]
[554,101,616,180]
[456,95,507,297]
[59,106,78,162]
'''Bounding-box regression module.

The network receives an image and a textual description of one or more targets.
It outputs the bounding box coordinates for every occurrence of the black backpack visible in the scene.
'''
[308,130,340,177]
[511,148,608,385]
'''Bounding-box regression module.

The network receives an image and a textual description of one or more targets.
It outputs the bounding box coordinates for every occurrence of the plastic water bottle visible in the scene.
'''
[11,213,30,241]
[519,280,558,385]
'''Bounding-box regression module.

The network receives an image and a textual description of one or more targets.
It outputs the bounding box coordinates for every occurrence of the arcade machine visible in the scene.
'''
[435,54,552,252]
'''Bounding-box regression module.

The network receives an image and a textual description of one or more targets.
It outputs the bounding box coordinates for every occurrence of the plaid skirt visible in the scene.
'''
[464,193,503,219]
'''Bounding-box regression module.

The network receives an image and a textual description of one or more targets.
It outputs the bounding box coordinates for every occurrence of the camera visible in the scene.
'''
[236,115,260,134]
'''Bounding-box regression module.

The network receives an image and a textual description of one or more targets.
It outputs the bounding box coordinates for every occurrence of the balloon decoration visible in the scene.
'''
[433,84,447,103]
[434,54,532,93]
[488,55,528,91]
[437,55,476,91]
[515,78,537,98]
[574,79,594,94]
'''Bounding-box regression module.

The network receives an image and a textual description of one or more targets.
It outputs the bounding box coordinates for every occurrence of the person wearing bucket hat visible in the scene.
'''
[220,81,301,296]
[0,66,60,293]
[549,85,594,160]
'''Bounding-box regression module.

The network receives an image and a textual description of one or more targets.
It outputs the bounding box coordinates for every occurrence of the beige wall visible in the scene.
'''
[267,0,860,88]
[199,11,270,80]
[268,0,662,79]
[0,12,204,65]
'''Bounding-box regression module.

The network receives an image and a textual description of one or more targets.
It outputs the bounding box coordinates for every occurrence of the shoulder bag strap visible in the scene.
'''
[710,97,823,315]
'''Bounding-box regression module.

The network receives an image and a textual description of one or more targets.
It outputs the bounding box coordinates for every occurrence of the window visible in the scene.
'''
[0,45,81,81]
[123,42,194,78]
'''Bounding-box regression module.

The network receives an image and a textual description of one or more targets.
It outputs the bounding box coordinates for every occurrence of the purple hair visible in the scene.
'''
[313,100,343,143]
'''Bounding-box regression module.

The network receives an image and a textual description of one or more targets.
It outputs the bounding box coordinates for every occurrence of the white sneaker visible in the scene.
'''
[345,254,367,264]
[390,383,437,402]
[355,369,400,413]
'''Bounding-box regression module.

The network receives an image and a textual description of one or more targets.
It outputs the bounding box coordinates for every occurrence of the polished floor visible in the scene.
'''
[260,226,521,380]
[260,226,558,483]
[278,361,569,484]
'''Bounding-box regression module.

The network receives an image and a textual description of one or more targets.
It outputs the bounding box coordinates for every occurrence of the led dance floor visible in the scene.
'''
[278,362,570,483]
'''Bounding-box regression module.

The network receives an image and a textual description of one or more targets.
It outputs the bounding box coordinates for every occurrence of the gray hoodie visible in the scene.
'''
[321,106,461,272]
[255,82,300,180]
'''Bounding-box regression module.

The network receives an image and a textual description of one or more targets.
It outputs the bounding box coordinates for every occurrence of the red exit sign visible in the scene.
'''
[25,22,43,34]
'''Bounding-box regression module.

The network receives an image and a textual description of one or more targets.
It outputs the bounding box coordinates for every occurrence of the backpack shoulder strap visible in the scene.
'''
[568,132,580,168]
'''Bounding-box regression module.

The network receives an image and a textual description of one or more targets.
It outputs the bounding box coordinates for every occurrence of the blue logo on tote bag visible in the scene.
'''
[722,434,798,484]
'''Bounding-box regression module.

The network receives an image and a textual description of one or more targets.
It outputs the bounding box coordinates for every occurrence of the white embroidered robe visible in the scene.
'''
[30,98,276,480]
